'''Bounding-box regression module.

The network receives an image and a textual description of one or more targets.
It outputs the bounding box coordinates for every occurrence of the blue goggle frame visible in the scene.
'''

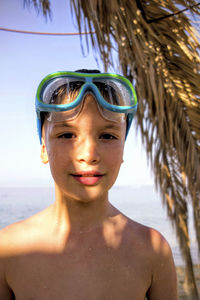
[35,71,138,143]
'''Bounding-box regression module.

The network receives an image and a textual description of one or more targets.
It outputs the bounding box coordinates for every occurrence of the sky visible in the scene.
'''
[0,0,154,187]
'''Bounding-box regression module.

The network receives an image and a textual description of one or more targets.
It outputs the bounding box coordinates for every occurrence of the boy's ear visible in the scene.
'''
[40,138,49,164]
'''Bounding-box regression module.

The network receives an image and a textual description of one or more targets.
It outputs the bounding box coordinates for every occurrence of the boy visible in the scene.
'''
[0,70,178,299]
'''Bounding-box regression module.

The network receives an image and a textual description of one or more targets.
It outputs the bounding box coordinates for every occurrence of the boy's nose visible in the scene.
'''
[76,138,100,164]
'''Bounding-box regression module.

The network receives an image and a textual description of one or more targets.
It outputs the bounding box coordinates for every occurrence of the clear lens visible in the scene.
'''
[93,78,132,106]
[97,105,126,123]
[42,77,85,104]
[46,103,83,122]
[46,99,126,123]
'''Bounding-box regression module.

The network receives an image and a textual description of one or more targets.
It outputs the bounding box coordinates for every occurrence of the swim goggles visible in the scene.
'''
[35,71,138,143]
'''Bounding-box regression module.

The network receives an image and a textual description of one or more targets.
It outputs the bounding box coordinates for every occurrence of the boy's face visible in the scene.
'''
[41,94,126,203]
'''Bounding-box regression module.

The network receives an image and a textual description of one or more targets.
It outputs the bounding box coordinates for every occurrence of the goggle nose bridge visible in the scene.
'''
[79,81,103,97]
[76,82,115,112]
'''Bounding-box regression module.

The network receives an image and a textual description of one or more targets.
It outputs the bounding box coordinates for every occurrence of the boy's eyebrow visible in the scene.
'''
[103,123,123,130]
[51,121,123,130]
[52,123,73,129]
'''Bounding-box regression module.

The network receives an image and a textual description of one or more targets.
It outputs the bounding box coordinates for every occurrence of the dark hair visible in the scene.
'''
[75,69,101,73]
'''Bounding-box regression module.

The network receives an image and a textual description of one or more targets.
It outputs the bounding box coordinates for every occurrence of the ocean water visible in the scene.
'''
[0,186,198,266]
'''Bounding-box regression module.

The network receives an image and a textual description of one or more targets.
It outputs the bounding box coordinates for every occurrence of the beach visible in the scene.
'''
[177,265,200,299]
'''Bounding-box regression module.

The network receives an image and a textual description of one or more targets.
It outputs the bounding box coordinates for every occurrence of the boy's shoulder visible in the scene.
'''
[0,207,51,258]
[0,220,32,258]
[124,216,172,262]
[124,218,177,299]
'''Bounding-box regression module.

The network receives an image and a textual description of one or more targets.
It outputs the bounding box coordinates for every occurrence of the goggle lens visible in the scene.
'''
[93,78,132,106]
[43,78,85,104]
[41,77,133,107]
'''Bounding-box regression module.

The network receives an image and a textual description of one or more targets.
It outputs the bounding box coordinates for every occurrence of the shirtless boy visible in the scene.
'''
[0,69,178,299]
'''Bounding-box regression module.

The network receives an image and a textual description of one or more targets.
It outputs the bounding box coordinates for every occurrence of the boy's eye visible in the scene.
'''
[100,133,117,140]
[58,132,75,139]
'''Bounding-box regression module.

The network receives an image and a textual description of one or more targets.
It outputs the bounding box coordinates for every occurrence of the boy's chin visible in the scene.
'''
[60,187,109,204]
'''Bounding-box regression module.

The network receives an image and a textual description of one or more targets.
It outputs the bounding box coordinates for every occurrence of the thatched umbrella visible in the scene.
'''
[24,0,200,298]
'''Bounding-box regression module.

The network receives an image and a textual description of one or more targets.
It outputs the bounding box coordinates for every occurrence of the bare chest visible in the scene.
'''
[6,246,151,300]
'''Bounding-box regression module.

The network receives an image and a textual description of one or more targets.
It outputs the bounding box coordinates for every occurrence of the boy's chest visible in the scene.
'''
[6,247,151,300]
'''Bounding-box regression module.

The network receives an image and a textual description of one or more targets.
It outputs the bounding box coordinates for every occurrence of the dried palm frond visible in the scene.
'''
[70,0,200,298]
[24,0,51,18]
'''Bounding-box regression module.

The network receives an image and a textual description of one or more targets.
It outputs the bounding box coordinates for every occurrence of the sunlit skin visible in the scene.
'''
[0,94,178,300]
[40,94,127,235]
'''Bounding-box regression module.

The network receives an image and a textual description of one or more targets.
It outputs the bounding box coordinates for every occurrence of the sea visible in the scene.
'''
[0,185,199,267]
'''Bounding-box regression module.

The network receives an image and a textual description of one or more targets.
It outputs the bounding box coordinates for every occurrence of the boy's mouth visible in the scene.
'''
[71,171,104,185]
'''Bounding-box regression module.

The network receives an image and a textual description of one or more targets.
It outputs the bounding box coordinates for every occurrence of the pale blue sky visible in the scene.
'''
[0,0,154,187]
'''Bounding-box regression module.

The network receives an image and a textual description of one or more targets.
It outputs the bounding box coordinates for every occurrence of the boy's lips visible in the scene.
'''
[70,171,105,185]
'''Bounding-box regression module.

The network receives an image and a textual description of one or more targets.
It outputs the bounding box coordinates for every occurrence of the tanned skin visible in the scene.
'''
[0,95,178,300]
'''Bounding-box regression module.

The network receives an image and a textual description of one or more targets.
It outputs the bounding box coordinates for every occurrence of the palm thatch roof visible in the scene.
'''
[24,0,200,298]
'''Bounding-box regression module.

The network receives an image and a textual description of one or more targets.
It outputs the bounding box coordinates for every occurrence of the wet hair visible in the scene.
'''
[75,69,100,73]
[41,69,101,130]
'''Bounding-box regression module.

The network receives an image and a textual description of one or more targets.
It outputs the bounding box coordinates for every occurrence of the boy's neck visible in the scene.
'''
[51,186,116,235]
